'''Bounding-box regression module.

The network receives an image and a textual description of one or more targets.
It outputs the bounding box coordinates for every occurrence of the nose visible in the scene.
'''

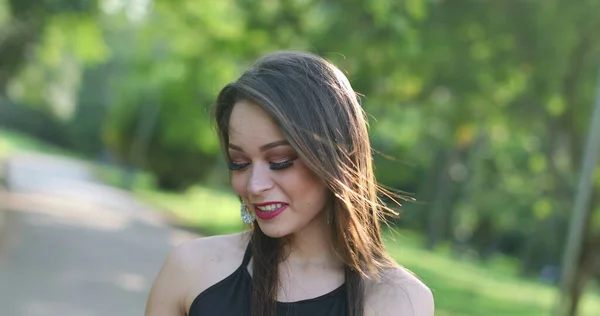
[246,164,274,196]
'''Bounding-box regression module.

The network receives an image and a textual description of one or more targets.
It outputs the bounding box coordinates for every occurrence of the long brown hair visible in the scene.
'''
[213,51,405,316]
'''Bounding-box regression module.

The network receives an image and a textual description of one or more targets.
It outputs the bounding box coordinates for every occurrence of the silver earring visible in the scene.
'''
[240,201,255,224]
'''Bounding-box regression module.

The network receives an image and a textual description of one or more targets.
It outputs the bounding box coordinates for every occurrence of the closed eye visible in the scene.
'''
[228,159,296,171]
[228,162,249,171]
[270,159,295,170]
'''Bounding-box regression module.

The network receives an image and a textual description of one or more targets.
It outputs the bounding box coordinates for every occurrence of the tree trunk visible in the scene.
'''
[425,146,460,250]
[568,267,588,316]
[567,192,600,315]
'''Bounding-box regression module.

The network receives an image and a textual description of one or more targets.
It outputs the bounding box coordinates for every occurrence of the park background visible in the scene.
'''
[1,0,600,315]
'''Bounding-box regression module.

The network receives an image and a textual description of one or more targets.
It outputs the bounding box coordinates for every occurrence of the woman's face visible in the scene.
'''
[228,100,329,238]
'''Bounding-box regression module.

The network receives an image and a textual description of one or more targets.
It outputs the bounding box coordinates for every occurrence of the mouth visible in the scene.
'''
[253,202,288,220]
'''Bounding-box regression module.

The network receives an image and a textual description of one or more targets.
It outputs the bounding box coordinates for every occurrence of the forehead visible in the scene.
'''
[228,100,285,146]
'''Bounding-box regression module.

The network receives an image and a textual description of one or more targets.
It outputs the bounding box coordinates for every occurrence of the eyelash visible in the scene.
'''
[228,160,295,171]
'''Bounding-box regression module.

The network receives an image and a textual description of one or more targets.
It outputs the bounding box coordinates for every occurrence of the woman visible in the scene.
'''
[145,51,434,316]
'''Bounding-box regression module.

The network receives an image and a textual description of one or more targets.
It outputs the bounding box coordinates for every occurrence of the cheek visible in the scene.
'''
[285,167,327,204]
[231,173,247,196]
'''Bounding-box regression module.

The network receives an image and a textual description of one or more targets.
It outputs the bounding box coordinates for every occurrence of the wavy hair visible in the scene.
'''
[213,51,405,316]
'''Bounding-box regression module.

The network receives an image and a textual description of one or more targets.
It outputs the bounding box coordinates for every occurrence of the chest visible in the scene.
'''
[188,280,348,316]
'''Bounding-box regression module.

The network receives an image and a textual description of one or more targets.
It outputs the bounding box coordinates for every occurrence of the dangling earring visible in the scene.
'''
[240,201,255,224]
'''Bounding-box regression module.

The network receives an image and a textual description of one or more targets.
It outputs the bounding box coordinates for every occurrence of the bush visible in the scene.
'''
[102,80,220,192]
[0,100,71,149]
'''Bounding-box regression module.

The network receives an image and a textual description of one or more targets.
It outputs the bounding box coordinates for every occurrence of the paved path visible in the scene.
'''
[0,153,197,316]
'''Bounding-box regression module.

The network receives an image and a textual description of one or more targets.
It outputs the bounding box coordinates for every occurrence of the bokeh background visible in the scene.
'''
[1,0,599,315]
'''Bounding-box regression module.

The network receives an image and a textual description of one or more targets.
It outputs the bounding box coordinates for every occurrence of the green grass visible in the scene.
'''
[129,182,600,316]
[3,128,600,315]
[383,231,600,316]
[94,163,244,235]
[0,128,80,182]
[136,185,245,236]
[0,128,80,160]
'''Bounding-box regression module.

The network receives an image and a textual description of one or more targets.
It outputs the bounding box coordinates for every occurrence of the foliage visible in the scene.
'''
[121,173,600,316]
[1,0,600,313]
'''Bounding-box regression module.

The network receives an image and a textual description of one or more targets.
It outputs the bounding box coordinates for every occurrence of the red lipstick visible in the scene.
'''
[253,202,288,220]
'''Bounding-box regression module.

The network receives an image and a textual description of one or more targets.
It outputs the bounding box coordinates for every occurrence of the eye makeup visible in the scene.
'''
[228,162,249,170]
[227,147,298,171]
[269,159,295,170]
[227,159,296,171]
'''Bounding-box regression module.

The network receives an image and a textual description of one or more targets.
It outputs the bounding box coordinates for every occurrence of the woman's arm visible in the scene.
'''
[145,243,197,316]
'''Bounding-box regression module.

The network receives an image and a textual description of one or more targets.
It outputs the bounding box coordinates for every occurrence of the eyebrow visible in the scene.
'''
[228,140,290,153]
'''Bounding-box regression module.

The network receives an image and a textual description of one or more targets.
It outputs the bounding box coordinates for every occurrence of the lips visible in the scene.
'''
[253,202,289,220]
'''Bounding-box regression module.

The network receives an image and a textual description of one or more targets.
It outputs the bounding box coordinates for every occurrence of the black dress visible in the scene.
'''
[188,243,348,315]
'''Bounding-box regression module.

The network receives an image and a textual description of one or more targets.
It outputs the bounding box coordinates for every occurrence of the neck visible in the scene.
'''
[284,211,343,269]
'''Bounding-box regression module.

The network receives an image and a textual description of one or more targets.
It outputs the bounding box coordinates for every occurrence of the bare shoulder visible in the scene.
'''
[364,266,434,316]
[177,231,250,268]
[145,232,249,316]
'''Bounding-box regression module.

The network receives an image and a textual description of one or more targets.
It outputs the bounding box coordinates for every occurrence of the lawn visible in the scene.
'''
[0,128,80,160]
[2,128,600,315]
[128,181,600,316]
[0,128,83,182]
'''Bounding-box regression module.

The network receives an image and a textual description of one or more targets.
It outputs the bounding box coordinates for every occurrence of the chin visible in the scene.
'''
[256,222,291,239]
